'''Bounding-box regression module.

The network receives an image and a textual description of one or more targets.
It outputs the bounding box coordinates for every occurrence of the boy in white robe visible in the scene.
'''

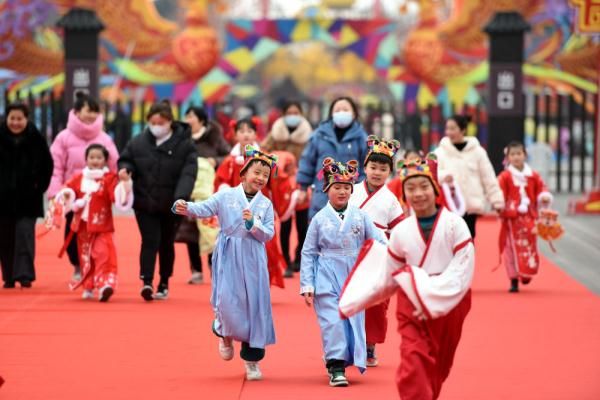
[349,135,403,366]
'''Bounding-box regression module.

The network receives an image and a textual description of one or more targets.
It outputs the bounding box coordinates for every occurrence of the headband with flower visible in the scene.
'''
[365,135,400,166]
[239,144,278,176]
[318,157,359,192]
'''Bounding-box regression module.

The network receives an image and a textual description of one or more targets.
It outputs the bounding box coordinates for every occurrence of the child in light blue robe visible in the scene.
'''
[300,157,386,387]
[172,145,277,381]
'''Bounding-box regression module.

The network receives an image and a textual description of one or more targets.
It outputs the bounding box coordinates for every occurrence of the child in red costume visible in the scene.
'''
[214,118,288,288]
[56,144,133,301]
[497,141,552,293]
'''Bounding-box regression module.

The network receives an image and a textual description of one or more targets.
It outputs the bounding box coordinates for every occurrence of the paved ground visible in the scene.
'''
[539,193,600,295]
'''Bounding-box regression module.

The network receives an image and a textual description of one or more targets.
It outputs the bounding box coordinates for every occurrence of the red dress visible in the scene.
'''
[64,172,121,292]
[214,155,289,288]
[498,165,549,282]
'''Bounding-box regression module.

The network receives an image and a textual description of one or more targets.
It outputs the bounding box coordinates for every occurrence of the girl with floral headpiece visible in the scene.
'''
[349,135,403,367]
[173,145,278,382]
[300,157,385,387]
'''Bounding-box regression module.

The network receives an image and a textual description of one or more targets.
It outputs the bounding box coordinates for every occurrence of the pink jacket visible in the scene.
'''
[47,110,119,198]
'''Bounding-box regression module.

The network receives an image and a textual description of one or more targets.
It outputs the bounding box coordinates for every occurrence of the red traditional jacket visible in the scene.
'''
[65,172,119,233]
[498,166,548,220]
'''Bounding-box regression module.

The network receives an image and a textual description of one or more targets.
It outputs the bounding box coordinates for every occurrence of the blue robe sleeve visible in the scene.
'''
[175,192,220,218]
[247,201,275,242]
[300,218,319,294]
[363,211,387,245]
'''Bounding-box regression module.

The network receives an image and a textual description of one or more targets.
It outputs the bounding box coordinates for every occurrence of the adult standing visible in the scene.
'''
[118,100,198,301]
[435,114,504,237]
[177,106,231,284]
[262,101,312,276]
[0,103,53,288]
[47,92,119,280]
[296,96,369,219]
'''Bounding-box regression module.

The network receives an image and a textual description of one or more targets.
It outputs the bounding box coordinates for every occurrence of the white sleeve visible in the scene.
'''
[394,217,474,319]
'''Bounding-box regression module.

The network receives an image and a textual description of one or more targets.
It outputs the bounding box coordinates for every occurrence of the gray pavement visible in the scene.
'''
[540,193,600,295]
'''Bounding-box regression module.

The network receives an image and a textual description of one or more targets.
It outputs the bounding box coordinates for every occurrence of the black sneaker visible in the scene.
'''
[140,285,154,301]
[328,370,348,387]
[3,281,15,289]
[283,268,294,278]
[509,279,519,293]
[99,286,114,302]
[291,261,301,272]
[153,283,169,300]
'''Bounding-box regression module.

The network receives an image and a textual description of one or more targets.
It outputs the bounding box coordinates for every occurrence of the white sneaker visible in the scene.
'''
[188,272,203,285]
[82,290,94,299]
[218,337,234,361]
[244,362,262,381]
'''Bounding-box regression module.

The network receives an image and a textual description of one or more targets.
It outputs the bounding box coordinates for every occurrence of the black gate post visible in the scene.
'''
[56,8,105,111]
[484,12,531,173]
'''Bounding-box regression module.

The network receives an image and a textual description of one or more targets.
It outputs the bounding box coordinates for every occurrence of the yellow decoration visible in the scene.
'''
[569,0,600,33]
[338,25,359,46]
[447,81,471,110]
[224,47,255,73]
[291,20,313,42]
[417,84,436,109]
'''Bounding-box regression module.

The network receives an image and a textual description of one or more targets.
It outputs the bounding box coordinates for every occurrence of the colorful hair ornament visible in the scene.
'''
[239,144,279,177]
[396,153,441,201]
[365,135,400,166]
[321,157,359,192]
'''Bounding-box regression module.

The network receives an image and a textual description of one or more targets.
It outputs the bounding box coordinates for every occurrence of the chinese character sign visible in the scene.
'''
[570,0,600,34]
[65,61,98,110]
[488,64,524,116]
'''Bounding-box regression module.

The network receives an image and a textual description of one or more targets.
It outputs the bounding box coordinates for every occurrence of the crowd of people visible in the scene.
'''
[0,92,558,399]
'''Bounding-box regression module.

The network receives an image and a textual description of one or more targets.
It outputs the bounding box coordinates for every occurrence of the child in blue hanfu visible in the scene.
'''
[172,145,278,381]
[300,157,386,387]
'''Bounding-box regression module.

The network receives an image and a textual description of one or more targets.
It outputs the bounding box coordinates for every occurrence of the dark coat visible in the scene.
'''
[118,121,198,214]
[0,121,53,218]
[191,121,231,167]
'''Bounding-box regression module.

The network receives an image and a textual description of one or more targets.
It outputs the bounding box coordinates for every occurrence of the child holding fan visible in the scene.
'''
[173,145,278,381]
[300,158,385,387]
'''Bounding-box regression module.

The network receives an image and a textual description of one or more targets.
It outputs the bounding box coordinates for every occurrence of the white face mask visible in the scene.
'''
[149,124,170,138]
[332,111,353,128]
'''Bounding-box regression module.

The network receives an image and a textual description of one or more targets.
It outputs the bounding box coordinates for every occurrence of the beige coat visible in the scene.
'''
[261,116,312,161]
[435,136,504,214]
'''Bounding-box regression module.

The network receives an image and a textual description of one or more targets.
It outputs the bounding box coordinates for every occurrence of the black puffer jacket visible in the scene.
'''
[118,121,198,213]
[0,121,53,218]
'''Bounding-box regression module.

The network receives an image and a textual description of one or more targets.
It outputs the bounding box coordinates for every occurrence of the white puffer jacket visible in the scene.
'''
[435,136,504,215]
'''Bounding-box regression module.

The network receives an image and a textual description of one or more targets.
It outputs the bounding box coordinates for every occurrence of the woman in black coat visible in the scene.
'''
[0,103,53,288]
[118,100,198,301]
[176,106,231,284]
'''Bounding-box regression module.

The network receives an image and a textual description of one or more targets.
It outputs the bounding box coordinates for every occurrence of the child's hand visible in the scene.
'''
[118,168,131,182]
[174,200,188,215]
[242,209,253,221]
[303,292,314,307]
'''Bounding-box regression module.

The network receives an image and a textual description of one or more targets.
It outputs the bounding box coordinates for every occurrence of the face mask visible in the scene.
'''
[332,111,353,128]
[149,124,170,138]
[284,115,301,128]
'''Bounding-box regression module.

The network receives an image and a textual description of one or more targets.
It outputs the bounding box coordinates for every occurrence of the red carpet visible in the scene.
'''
[1,218,599,399]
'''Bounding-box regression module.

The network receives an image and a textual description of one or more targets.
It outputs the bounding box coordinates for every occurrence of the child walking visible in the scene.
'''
[56,144,133,301]
[173,145,278,381]
[300,158,385,387]
[497,141,552,293]
[349,136,403,367]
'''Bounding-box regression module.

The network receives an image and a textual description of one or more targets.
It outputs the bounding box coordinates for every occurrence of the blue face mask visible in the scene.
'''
[284,115,301,128]
[332,111,353,128]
